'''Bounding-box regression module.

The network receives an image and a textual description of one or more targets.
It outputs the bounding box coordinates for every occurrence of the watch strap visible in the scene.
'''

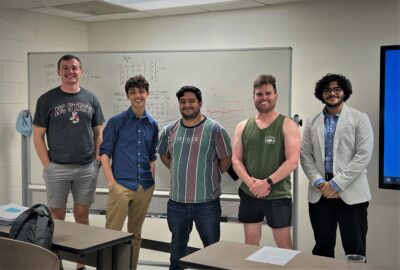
[267,178,274,186]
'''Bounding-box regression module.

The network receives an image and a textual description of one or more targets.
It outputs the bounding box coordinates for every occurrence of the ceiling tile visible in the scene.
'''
[55,1,138,15]
[101,12,156,20]
[0,0,44,9]
[74,16,111,22]
[147,6,206,16]
[255,0,299,4]
[36,0,95,7]
[30,7,90,18]
[199,0,265,11]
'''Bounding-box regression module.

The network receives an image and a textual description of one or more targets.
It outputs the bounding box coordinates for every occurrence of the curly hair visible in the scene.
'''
[125,75,149,94]
[314,73,352,102]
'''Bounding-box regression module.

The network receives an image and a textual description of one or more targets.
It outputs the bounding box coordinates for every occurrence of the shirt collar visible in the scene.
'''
[126,107,148,120]
[323,107,340,118]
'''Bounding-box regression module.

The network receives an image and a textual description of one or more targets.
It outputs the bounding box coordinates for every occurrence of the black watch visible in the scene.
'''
[267,178,274,186]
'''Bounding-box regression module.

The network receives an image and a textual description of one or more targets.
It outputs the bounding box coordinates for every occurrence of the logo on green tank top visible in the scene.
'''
[264,135,276,144]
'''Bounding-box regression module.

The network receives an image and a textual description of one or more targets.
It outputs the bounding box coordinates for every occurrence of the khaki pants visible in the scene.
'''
[106,183,154,270]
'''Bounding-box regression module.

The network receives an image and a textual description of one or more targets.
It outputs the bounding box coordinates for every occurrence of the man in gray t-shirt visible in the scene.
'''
[33,54,104,270]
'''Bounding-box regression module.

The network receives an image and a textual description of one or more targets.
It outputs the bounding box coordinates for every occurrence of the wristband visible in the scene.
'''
[267,178,274,186]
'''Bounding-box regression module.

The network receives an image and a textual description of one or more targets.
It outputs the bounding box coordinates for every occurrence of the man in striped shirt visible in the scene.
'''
[158,86,232,270]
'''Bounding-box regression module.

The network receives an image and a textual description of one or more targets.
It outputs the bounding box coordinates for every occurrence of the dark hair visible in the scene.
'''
[57,54,82,70]
[125,75,149,95]
[176,86,202,102]
[314,73,352,102]
[253,74,277,93]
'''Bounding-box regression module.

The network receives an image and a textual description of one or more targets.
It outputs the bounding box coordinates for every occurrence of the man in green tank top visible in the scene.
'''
[232,74,301,249]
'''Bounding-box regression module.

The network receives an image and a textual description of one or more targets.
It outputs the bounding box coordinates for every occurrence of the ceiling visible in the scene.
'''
[0,0,301,22]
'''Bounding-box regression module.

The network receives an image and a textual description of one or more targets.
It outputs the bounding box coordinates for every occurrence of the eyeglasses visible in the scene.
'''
[323,87,342,94]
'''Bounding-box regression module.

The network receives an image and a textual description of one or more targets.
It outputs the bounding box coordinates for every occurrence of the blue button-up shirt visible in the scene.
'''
[314,108,341,192]
[100,108,159,191]
[324,109,338,174]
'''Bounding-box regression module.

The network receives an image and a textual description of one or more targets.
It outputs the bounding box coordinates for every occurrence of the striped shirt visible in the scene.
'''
[157,116,232,203]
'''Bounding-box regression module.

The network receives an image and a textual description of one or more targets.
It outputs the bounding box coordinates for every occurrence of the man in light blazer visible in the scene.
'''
[300,73,373,259]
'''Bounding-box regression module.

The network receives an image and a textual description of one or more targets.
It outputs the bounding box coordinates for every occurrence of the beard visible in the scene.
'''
[255,102,275,113]
[181,108,201,119]
[324,98,344,108]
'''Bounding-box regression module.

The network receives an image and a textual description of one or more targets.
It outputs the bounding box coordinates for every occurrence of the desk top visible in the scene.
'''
[180,241,395,270]
[0,219,132,254]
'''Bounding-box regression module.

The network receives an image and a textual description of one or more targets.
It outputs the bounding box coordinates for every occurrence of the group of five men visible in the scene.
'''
[32,54,373,270]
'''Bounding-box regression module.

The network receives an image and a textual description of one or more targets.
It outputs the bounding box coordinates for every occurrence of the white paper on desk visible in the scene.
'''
[246,246,301,266]
[0,203,28,222]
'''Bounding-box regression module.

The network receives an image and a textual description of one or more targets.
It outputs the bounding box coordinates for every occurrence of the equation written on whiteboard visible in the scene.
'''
[43,55,166,88]
[119,55,166,84]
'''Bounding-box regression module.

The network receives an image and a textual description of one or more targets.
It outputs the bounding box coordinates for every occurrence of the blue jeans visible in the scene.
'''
[167,198,221,270]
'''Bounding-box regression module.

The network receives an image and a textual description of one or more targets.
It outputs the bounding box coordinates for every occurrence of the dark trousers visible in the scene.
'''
[309,196,368,258]
[167,198,221,270]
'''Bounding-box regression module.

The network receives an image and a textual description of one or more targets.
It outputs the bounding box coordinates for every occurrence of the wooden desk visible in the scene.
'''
[180,241,395,270]
[0,219,132,270]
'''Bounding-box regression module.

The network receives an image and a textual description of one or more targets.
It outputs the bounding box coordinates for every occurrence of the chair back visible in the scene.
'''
[0,237,60,270]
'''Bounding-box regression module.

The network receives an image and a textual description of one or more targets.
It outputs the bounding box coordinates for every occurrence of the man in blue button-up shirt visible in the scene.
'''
[100,75,159,270]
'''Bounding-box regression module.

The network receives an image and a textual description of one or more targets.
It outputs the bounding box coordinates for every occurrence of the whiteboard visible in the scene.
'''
[28,48,292,194]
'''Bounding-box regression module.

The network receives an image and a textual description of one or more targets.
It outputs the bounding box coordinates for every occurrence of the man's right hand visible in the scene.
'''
[108,181,116,190]
[43,161,50,170]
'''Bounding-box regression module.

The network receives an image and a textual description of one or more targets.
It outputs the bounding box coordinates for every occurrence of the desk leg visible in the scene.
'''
[97,249,103,270]
[112,246,118,270]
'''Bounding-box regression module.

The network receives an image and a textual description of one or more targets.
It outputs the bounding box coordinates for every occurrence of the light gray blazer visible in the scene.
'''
[300,104,374,205]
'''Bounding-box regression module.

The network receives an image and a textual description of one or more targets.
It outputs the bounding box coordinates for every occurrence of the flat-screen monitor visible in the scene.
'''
[380,45,400,190]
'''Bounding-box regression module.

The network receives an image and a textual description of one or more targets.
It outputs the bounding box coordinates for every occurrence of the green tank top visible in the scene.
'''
[239,114,292,200]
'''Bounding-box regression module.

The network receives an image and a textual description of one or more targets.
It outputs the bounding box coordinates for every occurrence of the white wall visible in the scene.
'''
[88,0,400,268]
[0,9,88,205]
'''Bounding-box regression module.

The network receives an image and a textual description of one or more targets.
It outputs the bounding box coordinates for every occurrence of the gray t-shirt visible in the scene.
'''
[33,86,105,165]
